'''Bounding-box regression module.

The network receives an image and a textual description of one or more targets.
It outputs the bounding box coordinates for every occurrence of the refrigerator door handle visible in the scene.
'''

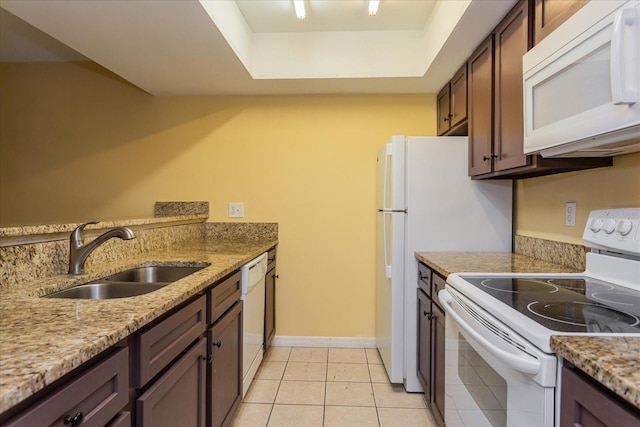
[382,211,392,278]
[382,144,391,210]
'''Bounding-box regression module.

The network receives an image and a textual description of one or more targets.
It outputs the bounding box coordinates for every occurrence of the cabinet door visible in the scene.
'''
[265,266,276,350]
[468,35,494,176]
[437,84,452,136]
[137,339,206,427]
[450,63,468,129]
[534,0,588,45]
[417,289,432,401]
[209,301,243,427]
[560,366,640,427]
[494,0,530,172]
[430,303,446,427]
[5,347,129,427]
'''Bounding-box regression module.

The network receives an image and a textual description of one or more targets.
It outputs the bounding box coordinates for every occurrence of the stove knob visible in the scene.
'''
[616,219,633,236]
[589,218,603,232]
[602,218,617,234]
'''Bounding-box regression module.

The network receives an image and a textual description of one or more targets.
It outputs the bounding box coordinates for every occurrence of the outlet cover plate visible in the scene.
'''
[228,202,244,218]
[566,202,576,227]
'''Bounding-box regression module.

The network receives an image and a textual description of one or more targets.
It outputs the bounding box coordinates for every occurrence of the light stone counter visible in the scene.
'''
[415,251,579,277]
[415,252,639,410]
[0,237,277,415]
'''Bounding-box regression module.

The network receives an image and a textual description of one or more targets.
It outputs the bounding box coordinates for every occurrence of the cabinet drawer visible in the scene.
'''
[108,411,132,427]
[208,271,241,324]
[6,347,129,427]
[560,366,640,427]
[134,296,206,388]
[418,263,432,296]
[267,247,277,272]
[432,274,446,309]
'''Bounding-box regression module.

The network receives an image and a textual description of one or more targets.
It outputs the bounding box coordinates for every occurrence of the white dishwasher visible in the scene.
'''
[240,252,268,397]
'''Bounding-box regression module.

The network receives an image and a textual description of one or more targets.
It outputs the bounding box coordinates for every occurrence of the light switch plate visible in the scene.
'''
[228,202,244,218]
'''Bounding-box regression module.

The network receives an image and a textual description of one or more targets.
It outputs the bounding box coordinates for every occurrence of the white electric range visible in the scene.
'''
[440,208,640,427]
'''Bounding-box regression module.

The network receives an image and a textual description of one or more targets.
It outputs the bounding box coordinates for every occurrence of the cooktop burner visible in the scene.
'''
[464,277,640,333]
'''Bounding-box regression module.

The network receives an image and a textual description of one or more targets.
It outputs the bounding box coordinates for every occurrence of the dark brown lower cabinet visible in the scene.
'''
[264,247,277,351]
[136,339,206,427]
[560,365,640,427]
[431,304,446,427]
[417,289,432,401]
[416,262,446,427]
[209,301,243,427]
[264,266,276,350]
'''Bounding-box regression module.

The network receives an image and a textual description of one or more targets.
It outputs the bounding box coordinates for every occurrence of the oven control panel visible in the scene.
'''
[583,208,640,255]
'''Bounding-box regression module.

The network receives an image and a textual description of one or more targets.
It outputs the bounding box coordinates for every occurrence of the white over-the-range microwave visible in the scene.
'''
[523,0,640,158]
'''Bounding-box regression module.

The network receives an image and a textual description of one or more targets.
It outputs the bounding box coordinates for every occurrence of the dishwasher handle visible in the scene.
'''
[438,289,541,375]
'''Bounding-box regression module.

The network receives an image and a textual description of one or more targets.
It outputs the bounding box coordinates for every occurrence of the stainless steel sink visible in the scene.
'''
[103,266,206,283]
[45,282,168,299]
[44,264,208,299]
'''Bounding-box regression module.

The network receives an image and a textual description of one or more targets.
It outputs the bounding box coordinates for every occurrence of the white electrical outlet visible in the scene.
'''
[228,202,244,218]
[566,202,576,226]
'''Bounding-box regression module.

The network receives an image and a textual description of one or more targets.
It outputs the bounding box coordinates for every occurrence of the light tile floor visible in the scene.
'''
[231,347,437,427]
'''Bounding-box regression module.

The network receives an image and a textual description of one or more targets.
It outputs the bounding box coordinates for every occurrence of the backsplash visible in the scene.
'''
[206,222,278,241]
[515,235,587,271]
[154,201,210,217]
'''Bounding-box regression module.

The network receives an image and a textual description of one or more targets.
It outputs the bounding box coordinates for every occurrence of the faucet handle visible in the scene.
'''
[71,221,99,242]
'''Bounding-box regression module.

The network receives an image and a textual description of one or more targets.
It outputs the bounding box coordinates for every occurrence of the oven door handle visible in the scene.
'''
[439,290,541,375]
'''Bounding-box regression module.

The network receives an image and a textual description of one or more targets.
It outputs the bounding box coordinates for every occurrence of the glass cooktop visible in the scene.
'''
[463,277,640,333]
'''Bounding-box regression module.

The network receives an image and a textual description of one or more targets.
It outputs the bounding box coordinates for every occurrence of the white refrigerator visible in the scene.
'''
[375,135,513,392]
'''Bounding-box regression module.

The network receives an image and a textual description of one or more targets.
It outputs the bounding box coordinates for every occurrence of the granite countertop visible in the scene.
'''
[0,237,277,415]
[415,251,580,277]
[415,251,639,410]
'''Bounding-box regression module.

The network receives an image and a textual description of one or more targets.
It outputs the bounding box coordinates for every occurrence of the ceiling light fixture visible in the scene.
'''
[294,0,305,19]
[368,0,380,16]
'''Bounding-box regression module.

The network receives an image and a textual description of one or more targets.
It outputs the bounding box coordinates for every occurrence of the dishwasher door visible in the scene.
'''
[240,253,268,397]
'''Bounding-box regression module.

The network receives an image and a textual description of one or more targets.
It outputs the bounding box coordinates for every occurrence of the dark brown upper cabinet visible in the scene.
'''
[437,64,468,136]
[534,0,589,45]
[467,0,612,179]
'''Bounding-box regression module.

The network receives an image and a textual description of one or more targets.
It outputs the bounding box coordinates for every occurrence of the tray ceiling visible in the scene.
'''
[0,0,516,95]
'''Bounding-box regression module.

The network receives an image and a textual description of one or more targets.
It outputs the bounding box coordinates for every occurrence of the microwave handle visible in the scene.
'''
[611,6,639,105]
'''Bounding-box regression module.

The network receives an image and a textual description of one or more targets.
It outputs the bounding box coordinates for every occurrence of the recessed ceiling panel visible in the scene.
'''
[234,0,435,33]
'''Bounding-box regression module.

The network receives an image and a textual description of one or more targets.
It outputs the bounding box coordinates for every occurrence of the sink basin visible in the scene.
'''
[45,282,168,299]
[104,265,206,283]
[44,264,208,299]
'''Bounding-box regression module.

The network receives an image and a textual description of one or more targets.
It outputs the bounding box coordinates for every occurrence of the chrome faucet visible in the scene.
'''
[68,221,135,275]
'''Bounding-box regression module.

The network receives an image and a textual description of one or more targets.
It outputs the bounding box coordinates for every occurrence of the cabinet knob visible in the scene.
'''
[202,354,212,363]
[214,340,222,348]
[275,275,279,279]
[63,412,84,426]
[483,155,491,161]
[423,310,431,317]
[443,117,450,122]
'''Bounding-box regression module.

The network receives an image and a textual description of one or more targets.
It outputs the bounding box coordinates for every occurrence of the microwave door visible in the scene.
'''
[523,0,640,157]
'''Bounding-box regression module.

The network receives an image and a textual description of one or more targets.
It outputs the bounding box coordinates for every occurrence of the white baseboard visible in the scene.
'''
[271,336,376,348]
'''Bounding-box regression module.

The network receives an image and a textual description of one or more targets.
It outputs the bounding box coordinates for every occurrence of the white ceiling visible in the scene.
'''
[0,0,517,96]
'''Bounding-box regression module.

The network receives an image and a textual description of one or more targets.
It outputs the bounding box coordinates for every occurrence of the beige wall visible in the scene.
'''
[2,61,639,338]
[515,153,640,244]
[0,62,436,339]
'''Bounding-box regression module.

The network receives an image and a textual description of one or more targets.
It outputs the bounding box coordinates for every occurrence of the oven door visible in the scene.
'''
[439,287,557,427]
